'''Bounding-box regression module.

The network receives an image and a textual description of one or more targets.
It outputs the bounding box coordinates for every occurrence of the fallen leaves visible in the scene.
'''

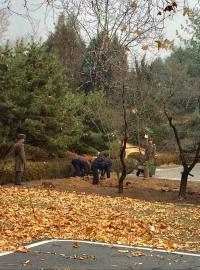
[15,246,29,253]
[118,249,129,253]
[131,251,145,257]
[22,259,30,266]
[0,186,199,253]
[72,242,80,248]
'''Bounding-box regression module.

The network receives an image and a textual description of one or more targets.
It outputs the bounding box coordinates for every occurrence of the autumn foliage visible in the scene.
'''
[0,186,199,252]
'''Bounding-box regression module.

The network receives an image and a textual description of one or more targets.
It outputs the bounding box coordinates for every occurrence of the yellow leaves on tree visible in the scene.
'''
[124,47,130,54]
[103,34,111,48]
[183,7,190,16]
[95,51,101,60]
[135,30,143,37]
[130,1,137,11]
[164,2,177,12]
[120,25,127,32]
[142,45,149,51]
[155,39,172,50]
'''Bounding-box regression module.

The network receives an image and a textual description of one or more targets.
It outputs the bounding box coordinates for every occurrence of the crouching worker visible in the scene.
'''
[100,156,112,179]
[91,155,112,185]
[71,158,90,177]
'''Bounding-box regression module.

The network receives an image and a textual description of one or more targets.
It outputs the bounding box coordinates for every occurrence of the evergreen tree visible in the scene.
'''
[47,13,86,90]
[0,40,84,152]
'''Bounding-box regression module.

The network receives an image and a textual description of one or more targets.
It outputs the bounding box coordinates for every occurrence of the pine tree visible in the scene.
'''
[0,40,85,152]
[47,13,86,90]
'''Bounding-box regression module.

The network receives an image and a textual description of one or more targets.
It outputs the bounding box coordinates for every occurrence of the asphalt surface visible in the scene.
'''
[131,164,200,181]
[156,164,200,181]
[0,240,200,270]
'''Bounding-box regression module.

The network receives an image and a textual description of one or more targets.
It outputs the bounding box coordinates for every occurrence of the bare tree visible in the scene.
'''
[164,111,200,198]
[0,9,9,44]
[153,55,200,198]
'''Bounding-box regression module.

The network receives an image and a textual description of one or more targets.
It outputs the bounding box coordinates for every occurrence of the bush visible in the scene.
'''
[0,143,53,161]
[82,132,109,152]
[112,158,138,174]
[100,150,118,159]
[0,159,72,185]
[69,142,98,155]
[25,145,50,161]
[127,152,144,163]
[0,143,13,159]
[127,151,180,166]
[155,152,180,166]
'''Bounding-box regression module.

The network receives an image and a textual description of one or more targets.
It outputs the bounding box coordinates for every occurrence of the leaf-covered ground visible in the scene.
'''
[0,186,199,252]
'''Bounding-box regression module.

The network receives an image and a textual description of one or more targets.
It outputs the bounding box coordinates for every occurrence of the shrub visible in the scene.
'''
[112,158,138,175]
[127,152,144,163]
[0,159,72,185]
[127,151,180,166]
[155,152,180,166]
[82,132,109,152]
[69,142,98,155]
[100,150,118,159]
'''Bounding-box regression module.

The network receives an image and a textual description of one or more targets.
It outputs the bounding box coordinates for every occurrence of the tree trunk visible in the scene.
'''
[118,138,127,194]
[118,84,128,194]
[179,169,189,198]
[119,173,126,193]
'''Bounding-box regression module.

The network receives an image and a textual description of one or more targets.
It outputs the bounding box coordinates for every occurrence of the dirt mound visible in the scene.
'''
[63,152,94,162]
[63,151,80,160]
[24,145,50,161]
[65,177,93,188]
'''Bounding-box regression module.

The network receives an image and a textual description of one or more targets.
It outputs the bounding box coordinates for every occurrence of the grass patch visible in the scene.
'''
[0,159,71,184]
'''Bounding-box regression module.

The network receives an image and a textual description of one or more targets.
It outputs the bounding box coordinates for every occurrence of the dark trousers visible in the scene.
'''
[73,164,81,176]
[101,167,111,178]
[71,160,82,176]
[106,167,111,178]
[15,171,23,185]
[92,167,99,184]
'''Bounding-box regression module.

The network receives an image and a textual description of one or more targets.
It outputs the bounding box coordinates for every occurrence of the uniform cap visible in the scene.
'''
[17,134,26,140]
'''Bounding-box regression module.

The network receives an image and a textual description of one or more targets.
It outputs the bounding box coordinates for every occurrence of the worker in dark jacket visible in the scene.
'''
[91,155,112,184]
[71,158,90,177]
[101,157,112,179]
[13,134,26,185]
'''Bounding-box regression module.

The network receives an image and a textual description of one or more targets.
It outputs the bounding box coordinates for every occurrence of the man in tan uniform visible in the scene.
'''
[13,134,26,185]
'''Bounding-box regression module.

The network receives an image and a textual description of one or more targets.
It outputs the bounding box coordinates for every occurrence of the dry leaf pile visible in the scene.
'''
[0,186,199,252]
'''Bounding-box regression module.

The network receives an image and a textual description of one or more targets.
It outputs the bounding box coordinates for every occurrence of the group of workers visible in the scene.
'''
[71,154,112,185]
[13,132,156,186]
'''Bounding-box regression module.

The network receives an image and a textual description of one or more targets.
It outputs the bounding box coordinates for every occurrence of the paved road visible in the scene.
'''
[156,164,200,181]
[0,240,200,270]
[131,164,200,181]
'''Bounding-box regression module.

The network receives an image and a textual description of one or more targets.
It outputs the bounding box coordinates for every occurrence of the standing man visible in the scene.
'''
[144,135,156,177]
[13,134,26,185]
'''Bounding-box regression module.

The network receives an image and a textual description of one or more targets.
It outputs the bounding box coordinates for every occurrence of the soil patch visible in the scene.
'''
[14,175,200,205]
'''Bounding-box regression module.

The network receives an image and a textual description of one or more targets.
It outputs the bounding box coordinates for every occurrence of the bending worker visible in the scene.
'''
[71,158,90,177]
[91,155,112,185]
